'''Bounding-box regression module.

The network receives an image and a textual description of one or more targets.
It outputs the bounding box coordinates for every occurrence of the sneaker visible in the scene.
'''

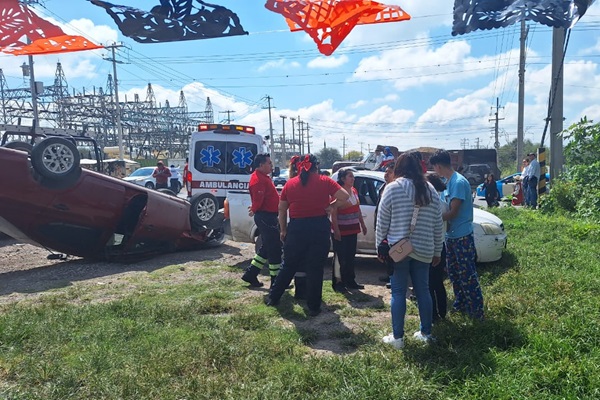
[413,331,434,343]
[382,333,404,349]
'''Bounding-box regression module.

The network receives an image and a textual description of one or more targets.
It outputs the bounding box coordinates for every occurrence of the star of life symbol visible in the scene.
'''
[200,146,221,167]
[231,147,253,169]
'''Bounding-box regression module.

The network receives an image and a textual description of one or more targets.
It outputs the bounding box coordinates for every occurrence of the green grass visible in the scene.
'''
[1,209,599,399]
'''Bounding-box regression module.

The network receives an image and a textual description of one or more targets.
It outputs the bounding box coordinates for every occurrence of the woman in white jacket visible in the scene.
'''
[376,152,444,349]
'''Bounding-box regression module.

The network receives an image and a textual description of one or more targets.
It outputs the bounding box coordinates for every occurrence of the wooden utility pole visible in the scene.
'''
[550,28,565,179]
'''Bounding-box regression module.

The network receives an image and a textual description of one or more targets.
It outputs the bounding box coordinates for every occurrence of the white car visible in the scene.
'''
[123,166,183,192]
[332,170,507,263]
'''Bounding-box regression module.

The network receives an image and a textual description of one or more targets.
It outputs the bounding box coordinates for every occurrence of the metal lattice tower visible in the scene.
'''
[0,62,215,160]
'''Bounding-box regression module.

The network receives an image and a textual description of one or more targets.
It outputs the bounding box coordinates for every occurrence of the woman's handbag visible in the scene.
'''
[388,205,420,263]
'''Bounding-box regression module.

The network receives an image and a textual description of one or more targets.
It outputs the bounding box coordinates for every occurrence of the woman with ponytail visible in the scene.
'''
[376,152,444,349]
[266,154,349,316]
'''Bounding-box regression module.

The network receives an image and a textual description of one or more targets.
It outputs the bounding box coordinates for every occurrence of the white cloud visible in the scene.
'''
[257,59,301,72]
[307,55,349,69]
[348,100,367,109]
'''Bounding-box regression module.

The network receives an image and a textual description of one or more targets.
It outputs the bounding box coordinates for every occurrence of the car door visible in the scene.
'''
[353,176,383,253]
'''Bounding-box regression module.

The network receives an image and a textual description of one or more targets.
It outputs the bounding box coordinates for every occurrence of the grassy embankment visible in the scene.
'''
[1,208,599,399]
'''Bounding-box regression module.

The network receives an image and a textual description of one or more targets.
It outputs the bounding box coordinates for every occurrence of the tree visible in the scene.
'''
[562,117,600,167]
[344,150,363,161]
[316,148,342,169]
[497,138,539,176]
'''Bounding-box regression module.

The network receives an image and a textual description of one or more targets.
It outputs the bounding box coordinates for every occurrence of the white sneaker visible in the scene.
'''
[413,331,434,343]
[382,333,404,349]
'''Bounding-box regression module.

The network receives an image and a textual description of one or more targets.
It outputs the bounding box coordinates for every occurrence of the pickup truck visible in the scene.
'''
[225,170,508,263]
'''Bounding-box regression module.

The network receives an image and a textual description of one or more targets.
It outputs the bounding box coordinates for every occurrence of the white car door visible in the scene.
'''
[353,176,383,253]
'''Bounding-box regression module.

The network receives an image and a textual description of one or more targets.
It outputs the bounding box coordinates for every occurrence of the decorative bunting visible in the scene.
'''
[452,0,597,36]
[264,0,411,56]
[89,0,248,43]
[0,0,102,55]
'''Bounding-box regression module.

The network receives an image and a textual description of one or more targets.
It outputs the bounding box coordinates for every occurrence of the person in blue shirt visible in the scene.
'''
[429,149,484,320]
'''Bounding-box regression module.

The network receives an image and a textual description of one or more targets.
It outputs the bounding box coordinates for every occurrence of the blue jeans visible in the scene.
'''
[390,257,433,339]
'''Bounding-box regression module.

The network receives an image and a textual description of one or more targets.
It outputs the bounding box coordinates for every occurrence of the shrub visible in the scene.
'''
[539,180,577,214]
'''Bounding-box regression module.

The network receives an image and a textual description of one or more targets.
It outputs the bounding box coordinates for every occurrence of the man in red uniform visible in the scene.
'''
[152,161,171,189]
[241,154,282,288]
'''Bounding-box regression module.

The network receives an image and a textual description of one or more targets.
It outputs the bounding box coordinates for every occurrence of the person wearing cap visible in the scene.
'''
[152,161,171,189]
[377,147,395,171]
[526,152,541,208]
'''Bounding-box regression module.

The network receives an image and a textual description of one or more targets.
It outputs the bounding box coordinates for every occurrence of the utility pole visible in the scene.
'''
[306,123,311,154]
[290,117,296,154]
[280,115,287,165]
[474,137,481,149]
[104,43,125,160]
[489,97,504,151]
[21,0,40,129]
[219,110,235,124]
[517,19,528,172]
[359,141,364,155]
[342,135,347,158]
[550,28,565,179]
[263,95,275,156]
[298,118,304,154]
[460,138,469,149]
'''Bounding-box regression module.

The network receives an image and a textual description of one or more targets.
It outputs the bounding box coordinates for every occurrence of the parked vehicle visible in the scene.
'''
[186,123,271,227]
[462,163,492,185]
[476,172,551,199]
[273,168,288,187]
[0,136,225,261]
[227,170,507,263]
[123,166,183,192]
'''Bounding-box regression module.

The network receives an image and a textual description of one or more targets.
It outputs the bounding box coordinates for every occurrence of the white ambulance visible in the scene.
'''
[186,123,269,227]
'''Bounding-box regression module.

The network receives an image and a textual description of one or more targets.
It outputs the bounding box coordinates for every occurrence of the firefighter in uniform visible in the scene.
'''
[241,154,282,288]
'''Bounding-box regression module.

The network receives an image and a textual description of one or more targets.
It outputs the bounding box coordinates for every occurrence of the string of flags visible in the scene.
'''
[0,0,596,57]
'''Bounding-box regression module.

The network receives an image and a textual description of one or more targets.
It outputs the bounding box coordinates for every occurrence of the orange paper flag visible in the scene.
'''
[265,0,411,56]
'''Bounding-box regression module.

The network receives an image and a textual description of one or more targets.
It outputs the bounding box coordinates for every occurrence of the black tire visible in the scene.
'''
[145,182,154,189]
[4,141,33,154]
[157,188,176,196]
[31,137,80,180]
[190,193,219,227]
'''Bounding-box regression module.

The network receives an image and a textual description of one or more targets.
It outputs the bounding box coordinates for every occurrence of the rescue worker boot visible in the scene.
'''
[270,275,294,290]
[242,266,263,287]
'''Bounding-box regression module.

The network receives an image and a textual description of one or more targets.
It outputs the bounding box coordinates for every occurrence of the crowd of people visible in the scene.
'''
[242,149,486,348]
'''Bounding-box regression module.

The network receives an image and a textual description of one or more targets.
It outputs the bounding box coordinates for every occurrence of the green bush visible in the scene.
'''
[539,180,577,214]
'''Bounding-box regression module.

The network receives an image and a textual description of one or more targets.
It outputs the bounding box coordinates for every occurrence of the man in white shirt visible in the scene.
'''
[527,153,541,208]
[372,149,384,171]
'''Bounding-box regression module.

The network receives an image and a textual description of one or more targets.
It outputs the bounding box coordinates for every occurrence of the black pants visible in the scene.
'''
[331,233,358,286]
[255,212,282,265]
[429,244,447,320]
[156,182,168,189]
[270,216,330,312]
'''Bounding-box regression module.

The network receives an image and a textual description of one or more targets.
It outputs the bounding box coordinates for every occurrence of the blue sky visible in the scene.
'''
[2,0,600,154]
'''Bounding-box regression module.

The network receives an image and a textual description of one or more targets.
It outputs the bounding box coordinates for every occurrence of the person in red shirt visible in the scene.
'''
[152,161,171,189]
[266,154,349,317]
[331,168,367,292]
[241,154,282,288]
[182,157,189,190]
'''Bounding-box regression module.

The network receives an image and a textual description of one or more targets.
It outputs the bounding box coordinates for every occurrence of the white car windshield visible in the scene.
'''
[129,167,154,177]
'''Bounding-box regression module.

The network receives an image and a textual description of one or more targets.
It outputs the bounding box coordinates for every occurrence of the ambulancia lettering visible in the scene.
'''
[196,181,249,190]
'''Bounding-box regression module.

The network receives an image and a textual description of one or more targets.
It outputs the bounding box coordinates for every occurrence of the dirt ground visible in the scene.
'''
[0,235,392,310]
[0,236,396,355]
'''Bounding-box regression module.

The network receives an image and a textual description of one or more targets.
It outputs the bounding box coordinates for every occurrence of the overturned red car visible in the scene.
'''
[0,134,225,261]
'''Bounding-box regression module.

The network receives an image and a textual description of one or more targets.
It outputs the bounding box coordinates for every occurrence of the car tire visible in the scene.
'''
[145,182,155,189]
[4,141,33,154]
[31,137,81,180]
[157,188,176,196]
[190,193,219,228]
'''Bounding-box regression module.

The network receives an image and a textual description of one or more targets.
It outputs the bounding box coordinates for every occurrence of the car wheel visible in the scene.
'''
[31,137,81,180]
[157,188,176,196]
[145,182,154,189]
[190,193,219,227]
[4,141,33,154]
